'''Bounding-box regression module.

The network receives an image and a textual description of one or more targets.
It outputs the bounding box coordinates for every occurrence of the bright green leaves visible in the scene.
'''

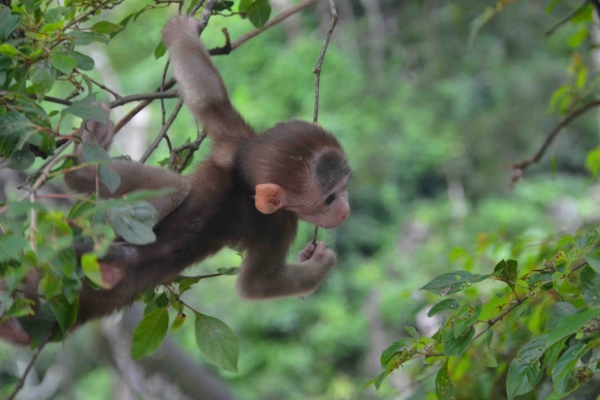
[131,307,170,360]
[194,313,240,373]
[239,0,271,29]
[506,336,546,400]
[420,270,489,296]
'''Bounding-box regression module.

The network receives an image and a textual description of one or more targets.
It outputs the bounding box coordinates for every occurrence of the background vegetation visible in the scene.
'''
[3,0,600,399]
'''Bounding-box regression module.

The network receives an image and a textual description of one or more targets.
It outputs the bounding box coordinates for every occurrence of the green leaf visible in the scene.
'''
[547,302,578,330]
[50,294,79,333]
[0,43,19,57]
[72,51,95,71]
[442,325,474,357]
[506,336,546,400]
[380,339,412,366]
[50,53,76,74]
[179,276,201,294]
[568,27,588,48]
[106,201,158,245]
[194,313,239,373]
[238,0,251,13]
[584,282,600,307]
[586,147,600,176]
[247,0,271,29]
[0,235,27,261]
[580,265,600,290]
[404,326,419,342]
[552,342,591,394]
[81,253,109,289]
[493,259,518,289]
[545,308,600,348]
[435,359,456,400]
[428,299,459,317]
[90,21,121,34]
[421,271,490,296]
[8,149,35,170]
[454,299,481,338]
[172,313,186,331]
[30,59,56,95]
[584,252,600,274]
[486,349,498,368]
[61,94,108,123]
[0,7,21,41]
[154,41,166,60]
[97,164,121,194]
[41,273,62,298]
[131,307,169,359]
[81,142,110,163]
[2,297,35,321]
[215,0,234,11]
[155,292,169,308]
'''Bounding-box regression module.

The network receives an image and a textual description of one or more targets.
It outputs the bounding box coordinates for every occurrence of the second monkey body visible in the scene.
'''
[63,16,351,327]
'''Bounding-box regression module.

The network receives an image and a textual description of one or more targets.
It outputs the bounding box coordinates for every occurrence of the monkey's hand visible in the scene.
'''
[298,241,336,268]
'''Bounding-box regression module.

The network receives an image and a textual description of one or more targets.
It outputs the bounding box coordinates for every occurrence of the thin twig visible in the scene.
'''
[188,0,207,16]
[7,331,53,400]
[160,61,174,152]
[87,75,123,99]
[0,91,73,106]
[509,99,600,184]
[311,0,338,245]
[229,0,317,51]
[545,1,589,37]
[107,90,178,109]
[139,98,184,164]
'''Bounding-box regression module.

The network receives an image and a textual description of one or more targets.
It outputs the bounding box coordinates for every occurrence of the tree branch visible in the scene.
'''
[229,0,318,52]
[509,99,600,183]
[107,90,178,109]
[7,331,53,400]
[139,98,184,164]
[311,0,338,245]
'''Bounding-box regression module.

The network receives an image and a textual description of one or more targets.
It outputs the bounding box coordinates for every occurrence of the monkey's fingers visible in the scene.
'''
[298,242,316,262]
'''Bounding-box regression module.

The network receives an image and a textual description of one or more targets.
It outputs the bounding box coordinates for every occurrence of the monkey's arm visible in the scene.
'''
[236,240,336,300]
[162,17,255,145]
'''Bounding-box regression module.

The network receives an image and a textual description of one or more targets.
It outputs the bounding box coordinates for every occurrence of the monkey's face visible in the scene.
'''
[289,174,351,229]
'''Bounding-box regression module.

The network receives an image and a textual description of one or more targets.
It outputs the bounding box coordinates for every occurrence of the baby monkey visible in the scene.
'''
[2,17,351,341]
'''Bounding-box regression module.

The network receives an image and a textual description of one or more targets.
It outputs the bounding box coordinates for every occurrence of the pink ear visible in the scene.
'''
[255,184,285,214]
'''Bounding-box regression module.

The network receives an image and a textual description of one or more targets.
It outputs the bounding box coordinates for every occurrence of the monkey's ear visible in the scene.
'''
[255,184,285,214]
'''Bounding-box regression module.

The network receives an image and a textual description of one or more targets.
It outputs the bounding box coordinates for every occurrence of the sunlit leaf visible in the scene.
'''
[421,271,490,296]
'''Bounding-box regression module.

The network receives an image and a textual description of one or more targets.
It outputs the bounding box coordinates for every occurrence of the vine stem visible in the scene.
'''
[310,0,338,245]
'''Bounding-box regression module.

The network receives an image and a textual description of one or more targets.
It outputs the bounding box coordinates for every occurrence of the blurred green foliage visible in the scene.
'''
[4,0,600,399]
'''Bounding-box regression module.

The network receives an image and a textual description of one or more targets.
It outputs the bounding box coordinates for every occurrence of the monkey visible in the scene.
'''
[0,16,350,343]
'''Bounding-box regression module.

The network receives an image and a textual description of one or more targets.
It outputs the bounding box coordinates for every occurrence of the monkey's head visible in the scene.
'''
[240,121,351,229]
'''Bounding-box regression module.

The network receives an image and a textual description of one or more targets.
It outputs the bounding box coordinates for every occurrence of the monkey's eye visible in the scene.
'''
[324,194,336,205]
